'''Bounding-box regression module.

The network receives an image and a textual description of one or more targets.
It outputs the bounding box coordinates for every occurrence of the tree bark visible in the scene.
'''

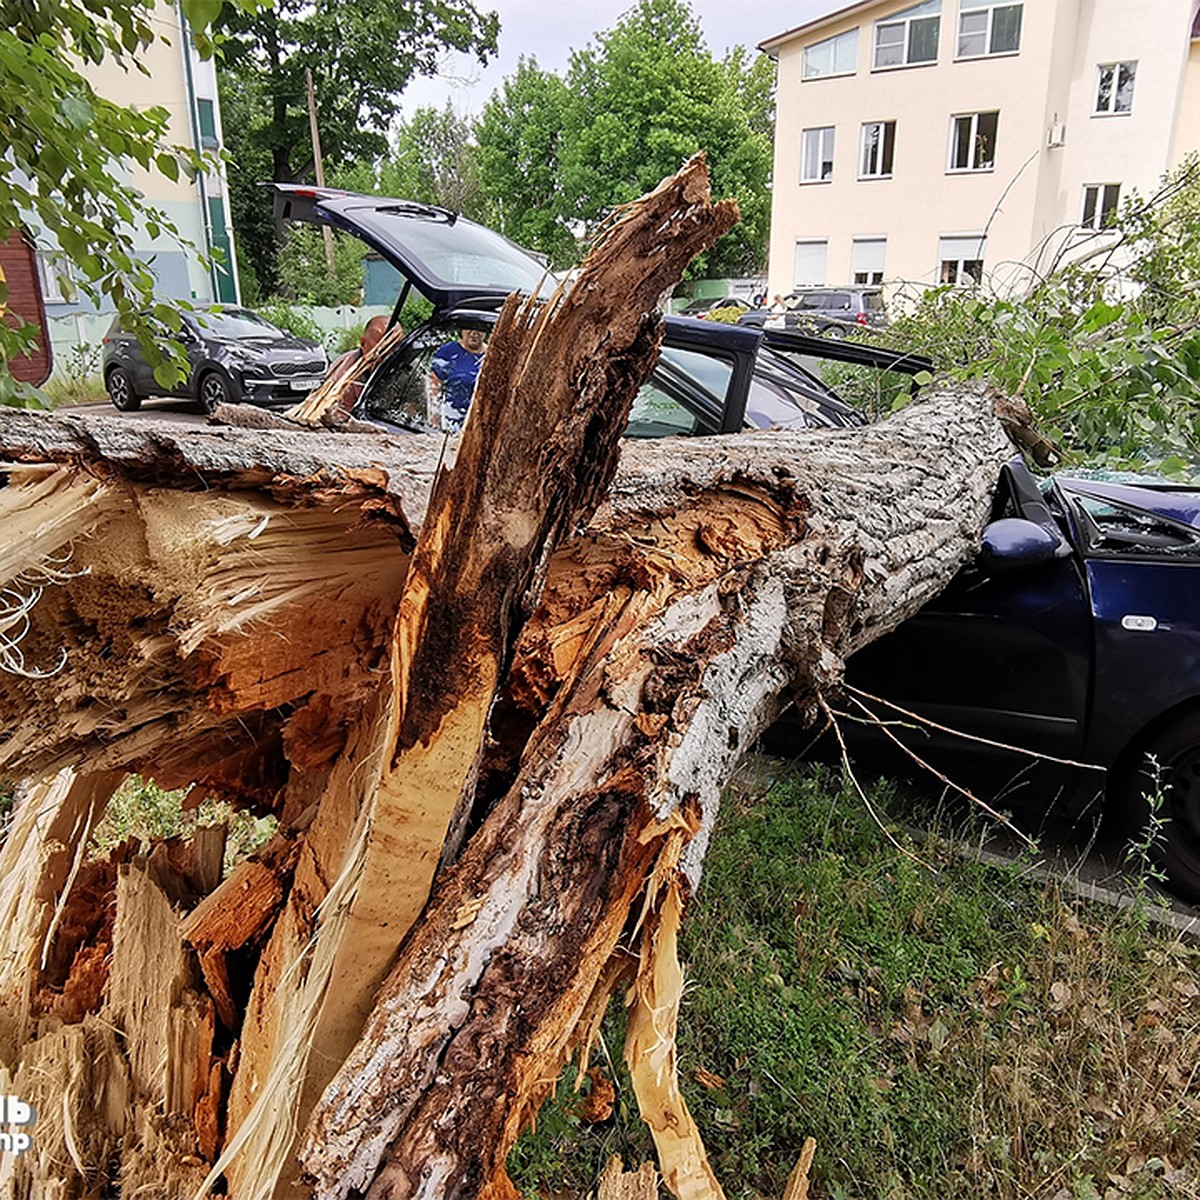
[0,155,1026,1199]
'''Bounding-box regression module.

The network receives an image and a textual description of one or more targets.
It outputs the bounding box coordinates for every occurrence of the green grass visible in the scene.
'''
[89,775,276,872]
[510,766,1200,1200]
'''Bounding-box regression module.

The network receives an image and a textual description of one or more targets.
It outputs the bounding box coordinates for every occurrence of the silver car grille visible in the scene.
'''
[270,360,325,377]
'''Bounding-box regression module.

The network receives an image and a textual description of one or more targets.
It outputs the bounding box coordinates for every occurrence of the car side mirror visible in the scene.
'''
[977,518,1064,576]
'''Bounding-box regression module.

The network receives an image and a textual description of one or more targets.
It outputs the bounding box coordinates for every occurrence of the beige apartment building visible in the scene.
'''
[761,0,1200,299]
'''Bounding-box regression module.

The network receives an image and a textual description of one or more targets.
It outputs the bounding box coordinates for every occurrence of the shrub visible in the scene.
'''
[257,302,324,347]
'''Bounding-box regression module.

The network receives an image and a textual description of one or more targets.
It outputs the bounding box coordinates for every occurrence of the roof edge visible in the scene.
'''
[758,0,884,54]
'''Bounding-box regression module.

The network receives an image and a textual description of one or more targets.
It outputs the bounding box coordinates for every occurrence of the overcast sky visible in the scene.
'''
[398,0,845,119]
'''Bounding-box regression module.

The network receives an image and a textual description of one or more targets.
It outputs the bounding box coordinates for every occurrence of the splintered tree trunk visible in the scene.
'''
[0,156,1026,1200]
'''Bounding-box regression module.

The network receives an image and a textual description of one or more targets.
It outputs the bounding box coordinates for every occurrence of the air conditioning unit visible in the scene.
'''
[1047,123,1066,147]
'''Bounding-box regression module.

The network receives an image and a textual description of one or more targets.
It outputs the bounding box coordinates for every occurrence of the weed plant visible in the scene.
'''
[510,766,1200,1200]
[43,342,107,407]
[89,775,275,872]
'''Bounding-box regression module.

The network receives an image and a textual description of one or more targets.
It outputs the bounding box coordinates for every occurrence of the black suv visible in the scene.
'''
[101,307,328,413]
[767,287,888,339]
[271,186,925,437]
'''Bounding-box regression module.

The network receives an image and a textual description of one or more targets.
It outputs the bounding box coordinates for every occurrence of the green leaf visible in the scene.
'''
[59,92,94,128]
[156,152,180,182]
[181,0,223,31]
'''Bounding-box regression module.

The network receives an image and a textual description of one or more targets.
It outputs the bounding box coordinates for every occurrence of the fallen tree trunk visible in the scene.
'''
[0,157,1025,1199]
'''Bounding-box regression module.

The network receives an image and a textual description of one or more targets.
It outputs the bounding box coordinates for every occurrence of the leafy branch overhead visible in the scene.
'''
[0,0,258,405]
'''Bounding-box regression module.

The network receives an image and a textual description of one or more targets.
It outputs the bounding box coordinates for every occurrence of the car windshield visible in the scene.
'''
[364,208,555,296]
[195,309,285,339]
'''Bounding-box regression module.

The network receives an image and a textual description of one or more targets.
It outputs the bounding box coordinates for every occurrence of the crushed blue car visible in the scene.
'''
[844,456,1200,902]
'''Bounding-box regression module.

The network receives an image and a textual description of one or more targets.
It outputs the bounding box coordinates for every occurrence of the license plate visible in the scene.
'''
[289,378,322,391]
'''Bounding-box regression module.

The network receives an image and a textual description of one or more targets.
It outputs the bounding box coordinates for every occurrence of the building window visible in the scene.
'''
[874,0,940,69]
[801,127,836,183]
[949,111,998,171]
[860,121,896,177]
[793,240,829,287]
[939,234,985,284]
[197,97,219,149]
[36,250,74,304]
[1095,62,1136,115]
[804,29,859,78]
[1081,184,1121,229]
[956,1,1022,57]
[852,238,887,284]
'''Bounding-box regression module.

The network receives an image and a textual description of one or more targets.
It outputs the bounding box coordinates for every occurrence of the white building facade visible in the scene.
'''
[761,0,1200,298]
[39,0,239,343]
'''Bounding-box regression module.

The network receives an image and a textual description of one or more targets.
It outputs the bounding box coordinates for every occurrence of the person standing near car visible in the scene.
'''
[429,327,486,432]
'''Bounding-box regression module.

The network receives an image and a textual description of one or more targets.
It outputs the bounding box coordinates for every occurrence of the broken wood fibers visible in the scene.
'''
[0,161,1024,1198]
[0,393,1017,1199]
[215,153,738,1199]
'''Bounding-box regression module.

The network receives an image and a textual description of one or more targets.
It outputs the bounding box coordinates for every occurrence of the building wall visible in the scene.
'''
[1171,34,1200,166]
[38,0,238,335]
[765,0,1199,300]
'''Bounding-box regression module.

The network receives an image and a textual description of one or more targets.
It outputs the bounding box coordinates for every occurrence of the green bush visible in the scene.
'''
[879,157,1200,473]
[43,343,108,407]
[257,302,325,348]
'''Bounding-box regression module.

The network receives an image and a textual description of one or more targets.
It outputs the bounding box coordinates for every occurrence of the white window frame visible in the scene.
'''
[1081,183,1121,230]
[36,250,73,304]
[956,1,1022,59]
[801,126,836,184]
[1094,61,1136,115]
[939,235,986,285]
[851,238,887,285]
[873,1,940,70]
[803,29,859,79]
[793,239,829,288]
[860,121,896,178]
[948,111,998,172]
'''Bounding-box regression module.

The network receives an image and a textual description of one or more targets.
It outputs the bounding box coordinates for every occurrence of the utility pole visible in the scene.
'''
[305,67,336,276]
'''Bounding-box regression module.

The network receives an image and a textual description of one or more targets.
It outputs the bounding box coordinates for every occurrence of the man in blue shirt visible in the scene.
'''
[429,327,486,432]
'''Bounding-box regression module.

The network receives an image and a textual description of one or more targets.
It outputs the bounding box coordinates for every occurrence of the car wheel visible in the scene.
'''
[106,367,141,412]
[197,370,233,413]
[1115,714,1200,902]
[821,324,846,340]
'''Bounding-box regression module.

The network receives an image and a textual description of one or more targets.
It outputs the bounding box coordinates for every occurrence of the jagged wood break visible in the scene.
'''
[0,154,1022,1200]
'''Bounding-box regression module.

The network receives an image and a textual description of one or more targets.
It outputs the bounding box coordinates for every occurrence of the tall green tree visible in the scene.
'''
[379,104,486,218]
[560,0,772,278]
[0,0,247,403]
[722,44,777,143]
[476,58,577,267]
[216,0,498,302]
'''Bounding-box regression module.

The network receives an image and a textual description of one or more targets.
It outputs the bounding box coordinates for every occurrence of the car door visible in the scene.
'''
[846,463,1094,764]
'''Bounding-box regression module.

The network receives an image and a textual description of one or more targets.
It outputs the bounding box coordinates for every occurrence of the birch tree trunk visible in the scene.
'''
[0,155,1026,1199]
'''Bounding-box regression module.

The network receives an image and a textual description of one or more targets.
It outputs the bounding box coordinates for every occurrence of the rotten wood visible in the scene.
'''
[596,1158,660,1200]
[0,154,1034,1200]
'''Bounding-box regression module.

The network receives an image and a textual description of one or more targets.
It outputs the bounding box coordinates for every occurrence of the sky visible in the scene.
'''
[397,0,845,119]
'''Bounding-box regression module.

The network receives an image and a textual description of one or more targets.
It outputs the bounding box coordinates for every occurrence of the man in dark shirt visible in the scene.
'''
[429,327,485,432]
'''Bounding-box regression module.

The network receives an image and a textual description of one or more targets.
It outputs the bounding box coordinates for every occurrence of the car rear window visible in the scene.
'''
[364,209,555,296]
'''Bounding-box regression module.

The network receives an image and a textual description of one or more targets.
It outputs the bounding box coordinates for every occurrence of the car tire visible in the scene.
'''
[106,367,141,412]
[821,324,846,340]
[197,370,234,413]
[1114,713,1200,902]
